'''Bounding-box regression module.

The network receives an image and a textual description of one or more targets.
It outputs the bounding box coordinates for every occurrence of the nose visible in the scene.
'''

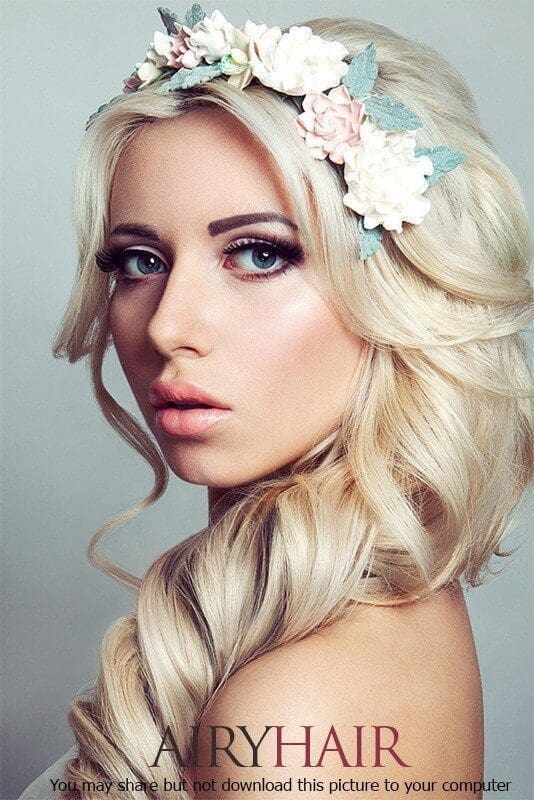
[146,258,216,360]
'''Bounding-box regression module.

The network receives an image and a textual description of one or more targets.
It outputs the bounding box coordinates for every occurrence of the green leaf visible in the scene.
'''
[157,7,182,34]
[155,63,223,92]
[85,94,124,130]
[184,3,206,28]
[358,217,382,261]
[364,94,422,131]
[414,145,466,186]
[342,43,378,100]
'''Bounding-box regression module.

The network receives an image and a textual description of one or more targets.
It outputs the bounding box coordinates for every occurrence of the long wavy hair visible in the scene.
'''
[52,15,533,800]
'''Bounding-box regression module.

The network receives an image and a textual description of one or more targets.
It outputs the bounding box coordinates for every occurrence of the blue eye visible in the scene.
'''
[95,236,304,286]
[233,245,279,271]
[94,245,167,284]
[222,237,305,281]
[120,250,166,277]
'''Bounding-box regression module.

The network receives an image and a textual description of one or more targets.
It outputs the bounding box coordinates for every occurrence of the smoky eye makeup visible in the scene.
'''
[95,233,306,286]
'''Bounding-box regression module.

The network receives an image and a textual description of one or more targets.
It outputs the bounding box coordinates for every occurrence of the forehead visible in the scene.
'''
[109,109,294,227]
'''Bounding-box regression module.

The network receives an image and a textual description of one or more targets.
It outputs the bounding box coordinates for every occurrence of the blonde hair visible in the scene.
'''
[53,16,532,799]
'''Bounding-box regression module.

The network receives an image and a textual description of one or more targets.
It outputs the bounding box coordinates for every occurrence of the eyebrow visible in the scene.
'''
[109,213,299,241]
[207,212,299,235]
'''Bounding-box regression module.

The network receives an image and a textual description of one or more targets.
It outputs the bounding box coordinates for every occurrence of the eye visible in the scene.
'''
[119,249,166,279]
[222,237,304,281]
[95,245,167,285]
[95,236,305,287]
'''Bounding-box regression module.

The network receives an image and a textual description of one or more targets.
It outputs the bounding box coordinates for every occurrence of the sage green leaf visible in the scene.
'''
[155,63,222,92]
[414,145,466,186]
[364,94,422,131]
[157,7,182,34]
[85,94,124,130]
[358,217,382,261]
[184,3,206,28]
[342,43,378,100]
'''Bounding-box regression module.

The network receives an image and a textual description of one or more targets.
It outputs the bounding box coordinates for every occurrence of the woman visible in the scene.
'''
[18,5,532,800]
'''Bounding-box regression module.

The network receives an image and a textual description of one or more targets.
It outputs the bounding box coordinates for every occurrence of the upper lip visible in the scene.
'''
[149,379,230,410]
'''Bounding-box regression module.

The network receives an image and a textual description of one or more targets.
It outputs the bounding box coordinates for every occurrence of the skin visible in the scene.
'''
[108,109,363,520]
[190,583,484,798]
[107,110,483,798]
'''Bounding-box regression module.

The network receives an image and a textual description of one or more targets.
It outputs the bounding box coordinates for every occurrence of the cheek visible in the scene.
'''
[109,292,129,341]
[108,295,150,386]
[239,288,361,437]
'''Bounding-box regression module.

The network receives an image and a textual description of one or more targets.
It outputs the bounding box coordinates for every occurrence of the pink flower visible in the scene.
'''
[123,75,143,93]
[295,85,365,164]
[168,26,203,69]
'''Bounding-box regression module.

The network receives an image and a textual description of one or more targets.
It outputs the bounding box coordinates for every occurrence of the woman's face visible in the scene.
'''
[108,109,362,490]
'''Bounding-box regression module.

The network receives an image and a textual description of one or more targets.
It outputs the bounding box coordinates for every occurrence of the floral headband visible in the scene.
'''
[87,3,466,262]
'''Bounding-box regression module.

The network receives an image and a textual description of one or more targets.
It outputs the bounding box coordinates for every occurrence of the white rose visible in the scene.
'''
[216,19,267,89]
[187,10,249,65]
[151,31,174,63]
[136,59,164,84]
[342,119,434,232]
[142,31,174,70]
[249,24,349,95]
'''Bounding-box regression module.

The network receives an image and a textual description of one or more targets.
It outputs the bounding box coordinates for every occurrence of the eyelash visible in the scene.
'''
[94,236,305,286]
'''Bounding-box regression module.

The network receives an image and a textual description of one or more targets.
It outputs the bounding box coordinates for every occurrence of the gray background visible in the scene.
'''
[1,1,532,798]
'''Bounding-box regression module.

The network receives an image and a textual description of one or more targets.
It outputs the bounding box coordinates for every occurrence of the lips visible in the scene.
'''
[149,379,230,411]
[155,406,232,437]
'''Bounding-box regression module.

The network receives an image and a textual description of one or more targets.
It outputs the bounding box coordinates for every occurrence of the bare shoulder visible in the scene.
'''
[190,583,483,799]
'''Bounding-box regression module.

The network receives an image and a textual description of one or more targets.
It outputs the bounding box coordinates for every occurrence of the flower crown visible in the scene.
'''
[88,3,466,262]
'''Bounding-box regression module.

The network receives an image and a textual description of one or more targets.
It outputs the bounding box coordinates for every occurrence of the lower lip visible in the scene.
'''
[155,406,231,436]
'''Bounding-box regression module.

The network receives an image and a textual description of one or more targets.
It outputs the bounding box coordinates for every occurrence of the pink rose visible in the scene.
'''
[168,27,203,69]
[123,75,143,93]
[295,84,365,164]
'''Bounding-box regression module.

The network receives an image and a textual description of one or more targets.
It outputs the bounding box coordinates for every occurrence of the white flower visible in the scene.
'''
[187,10,249,65]
[342,119,434,232]
[248,24,349,95]
[141,31,174,71]
[219,19,269,89]
[131,30,174,89]
[150,31,175,64]
[136,59,164,85]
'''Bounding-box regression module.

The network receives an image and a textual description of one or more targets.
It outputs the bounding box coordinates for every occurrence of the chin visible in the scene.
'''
[163,450,256,489]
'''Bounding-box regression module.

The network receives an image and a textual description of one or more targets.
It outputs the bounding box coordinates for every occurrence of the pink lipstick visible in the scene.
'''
[149,379,231,437]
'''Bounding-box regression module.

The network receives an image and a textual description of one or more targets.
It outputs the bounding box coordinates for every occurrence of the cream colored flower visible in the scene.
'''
[220,19,269,89]
[248,24,349,95]
[343,119,434,232]
[136,58,165,86]
[187,10,249,65]
[129,30,174,90]
[150,31,175,65]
